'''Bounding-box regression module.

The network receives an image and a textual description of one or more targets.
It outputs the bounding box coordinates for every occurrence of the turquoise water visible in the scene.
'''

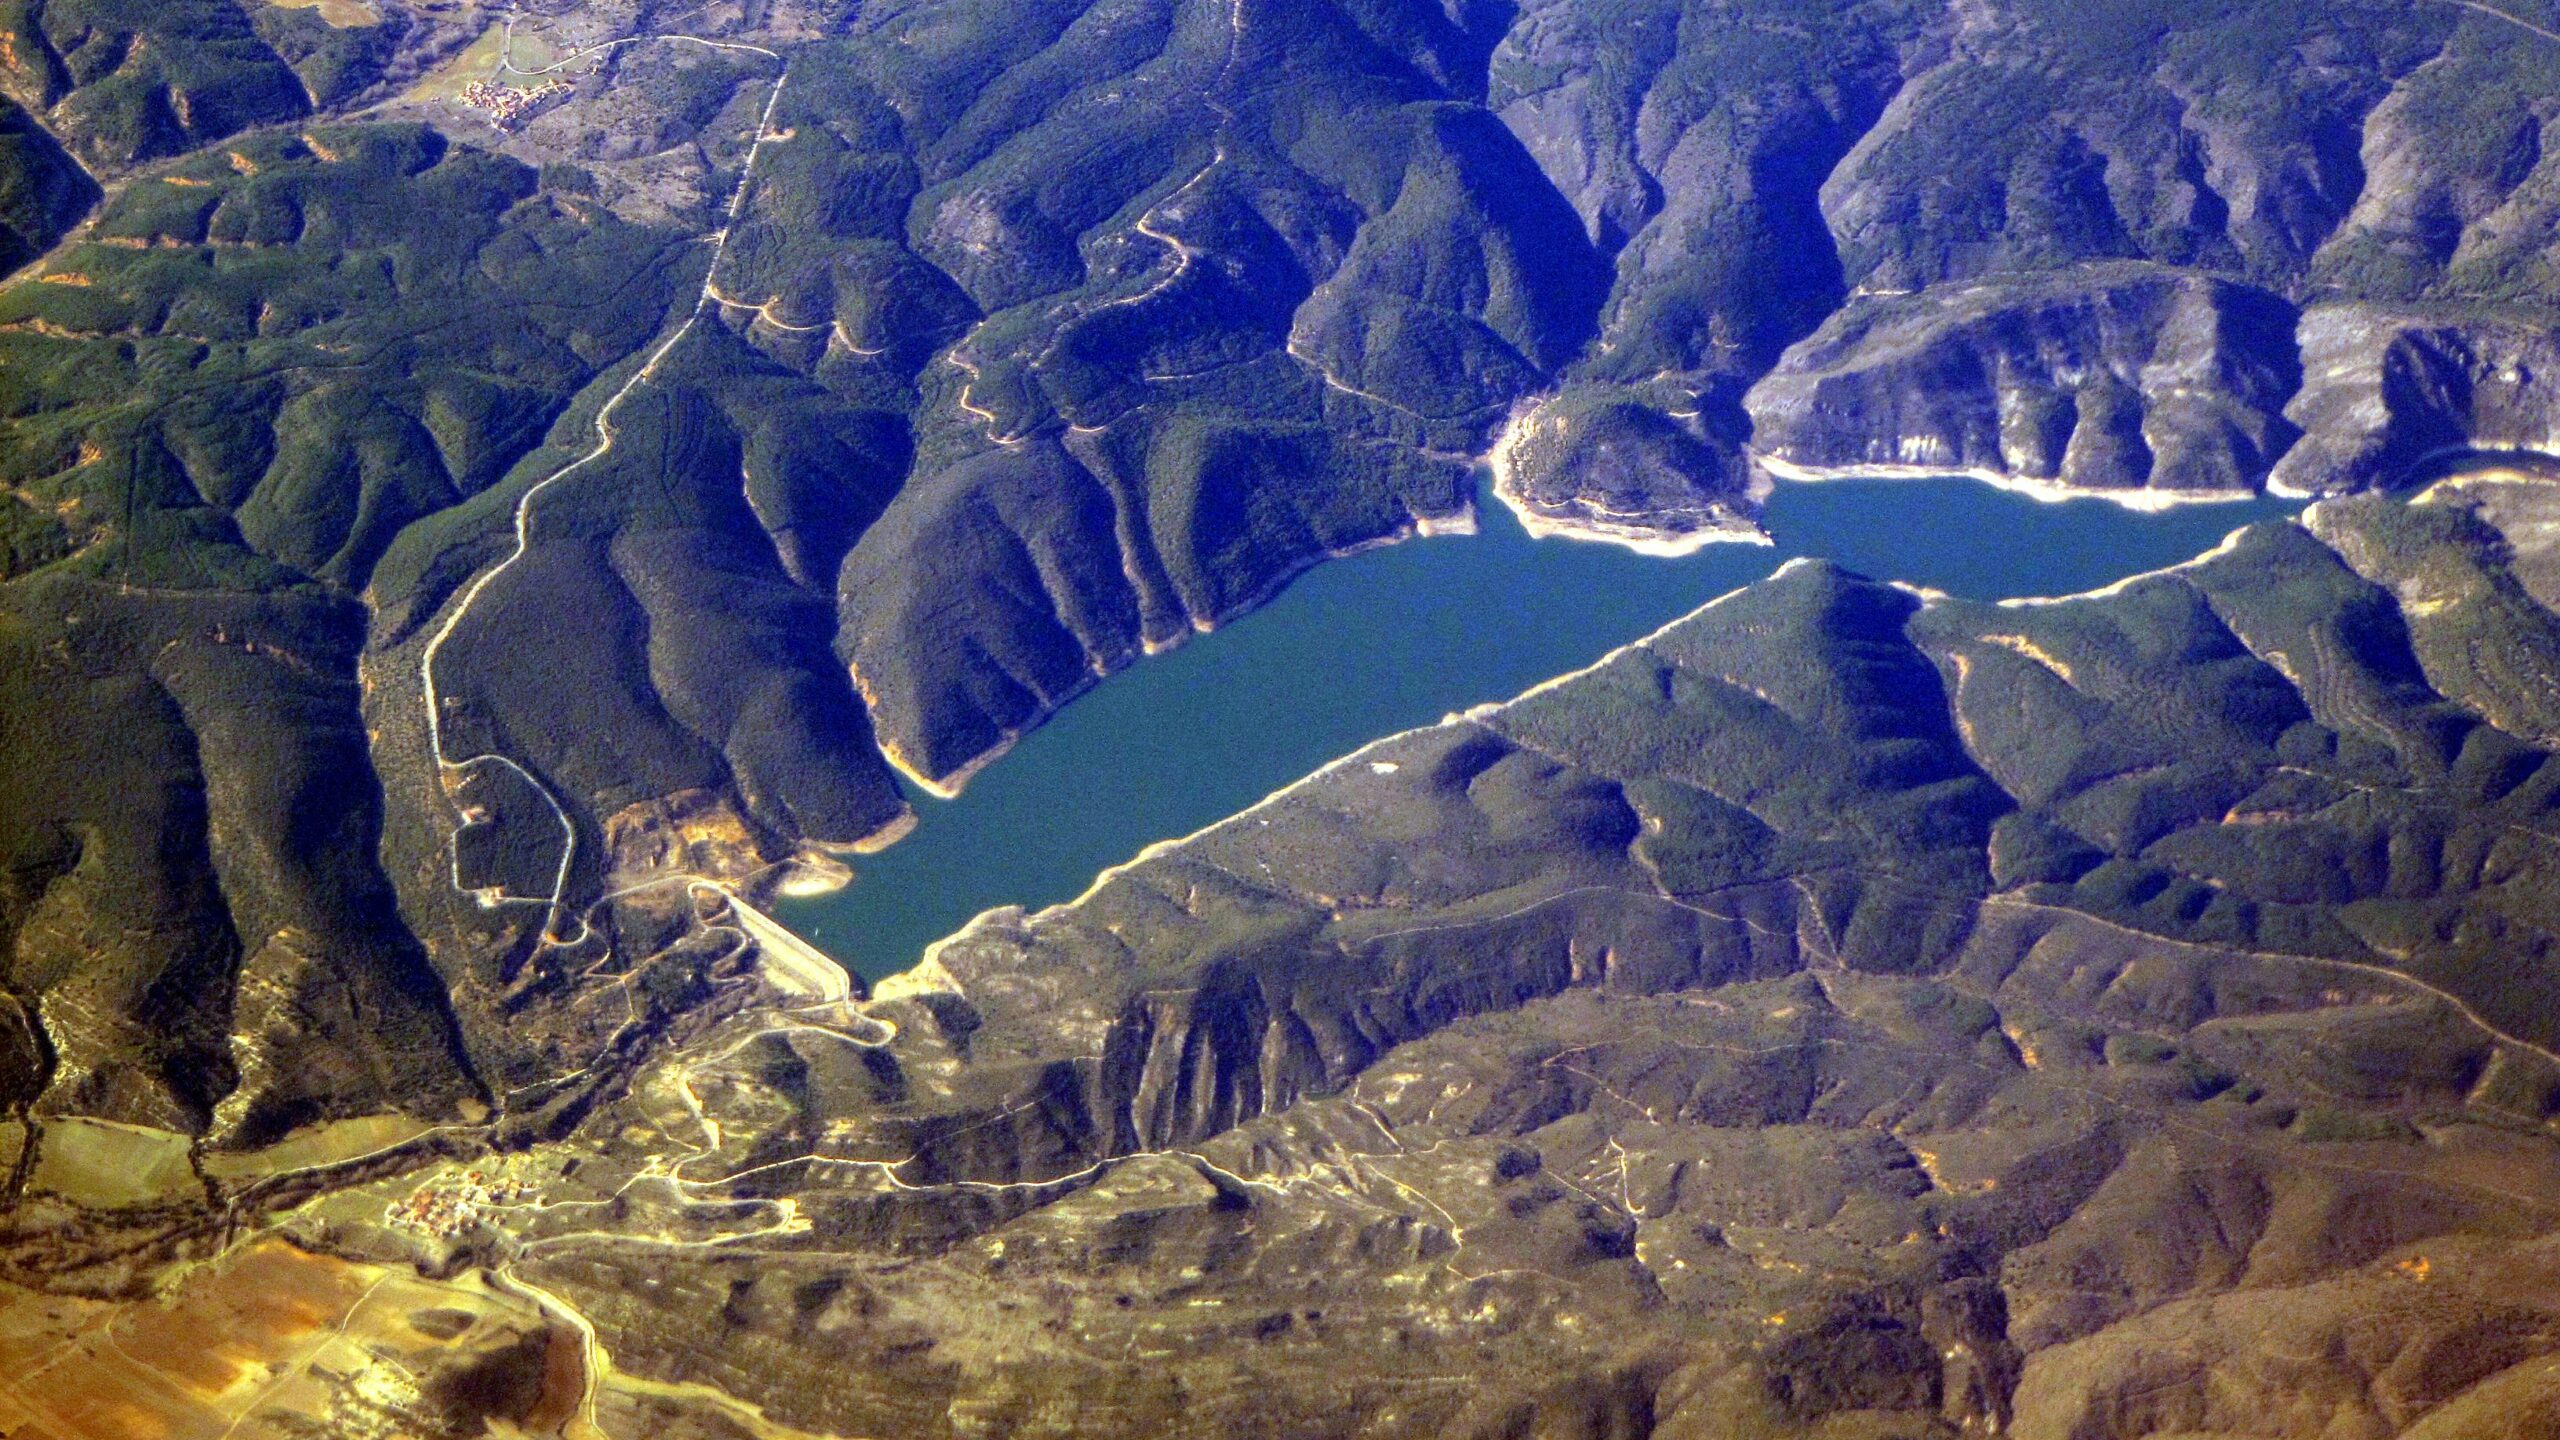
[780,475,2303,981]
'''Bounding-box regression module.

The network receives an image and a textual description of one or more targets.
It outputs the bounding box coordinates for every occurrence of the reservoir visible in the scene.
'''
[779,475,2303,981]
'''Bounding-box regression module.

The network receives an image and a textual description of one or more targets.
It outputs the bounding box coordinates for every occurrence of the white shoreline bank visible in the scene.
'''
[1751,451,2266,513]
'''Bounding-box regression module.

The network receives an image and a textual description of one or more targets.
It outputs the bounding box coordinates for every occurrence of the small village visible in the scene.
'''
[383,1168,535,1240]
[459,78,571,132]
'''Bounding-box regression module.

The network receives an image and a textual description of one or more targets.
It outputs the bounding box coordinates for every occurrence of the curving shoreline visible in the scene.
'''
[1751,450,2271,512]
[780,471,2306,984]
[876,499,1484,801]
[1488,480,1773,556]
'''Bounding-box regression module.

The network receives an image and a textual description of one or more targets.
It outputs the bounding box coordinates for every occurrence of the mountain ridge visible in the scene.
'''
[4,21,2560,1431]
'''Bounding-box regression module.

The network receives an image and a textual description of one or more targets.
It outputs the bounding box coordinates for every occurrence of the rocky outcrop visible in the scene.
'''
[1748,282,2560,503]
[1746,264,2303,498]
[1490,387,1761,552]
[2276,303,2560,494]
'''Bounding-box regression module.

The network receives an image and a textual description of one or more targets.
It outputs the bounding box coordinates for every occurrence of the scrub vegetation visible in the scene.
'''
[3,3,2560,1432]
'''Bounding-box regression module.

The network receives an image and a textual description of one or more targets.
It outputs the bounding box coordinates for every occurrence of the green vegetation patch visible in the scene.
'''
[0,121,692,593]
[0,0,312,168]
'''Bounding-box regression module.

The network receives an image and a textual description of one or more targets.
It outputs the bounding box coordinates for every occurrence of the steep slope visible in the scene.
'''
[202,473,2560,1439]
[6,0,2560,1162]
[0,121,725,1140]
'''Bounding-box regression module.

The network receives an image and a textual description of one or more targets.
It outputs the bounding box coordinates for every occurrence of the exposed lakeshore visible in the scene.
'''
[777,472,2304,982]
[1750,450,2271,512]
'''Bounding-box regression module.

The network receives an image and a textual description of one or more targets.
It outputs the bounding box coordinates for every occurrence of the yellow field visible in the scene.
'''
[265,0,380,27]
[404,23,507,102]
[199,1113,435,1183]
[26,1119,196,1209]
[406,22,567,104]
[0,1241,576,1439]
